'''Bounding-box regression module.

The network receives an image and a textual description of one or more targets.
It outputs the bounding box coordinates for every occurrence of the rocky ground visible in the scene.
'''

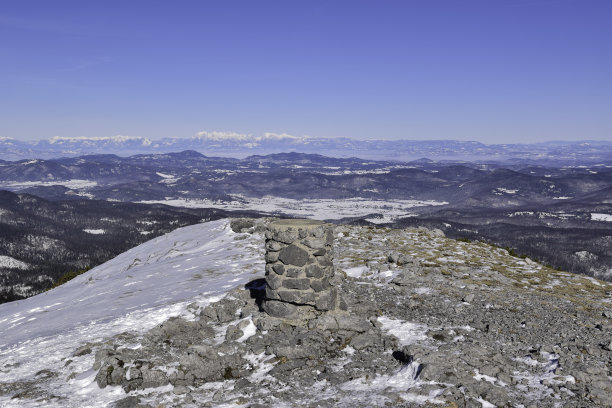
[5,220,612,407]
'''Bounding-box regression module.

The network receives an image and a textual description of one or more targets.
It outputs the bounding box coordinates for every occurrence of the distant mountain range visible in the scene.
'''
[1,150,611,296]
[1,150,611,207]
[1,133,612,164]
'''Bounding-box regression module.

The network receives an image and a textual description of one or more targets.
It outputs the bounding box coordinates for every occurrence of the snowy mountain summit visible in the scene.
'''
[1,218,611,407]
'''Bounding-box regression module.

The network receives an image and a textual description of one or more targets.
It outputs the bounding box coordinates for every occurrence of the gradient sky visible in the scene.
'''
[1,0,610,143]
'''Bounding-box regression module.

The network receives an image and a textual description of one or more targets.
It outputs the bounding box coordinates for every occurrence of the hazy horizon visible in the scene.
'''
[2,132,612,146]
[1,1,611,144]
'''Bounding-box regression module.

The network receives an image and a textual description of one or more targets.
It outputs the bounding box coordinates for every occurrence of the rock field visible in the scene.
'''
[10,218,612,407]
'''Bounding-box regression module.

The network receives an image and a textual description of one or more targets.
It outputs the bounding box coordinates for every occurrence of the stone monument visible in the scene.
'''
[262,219,343,318]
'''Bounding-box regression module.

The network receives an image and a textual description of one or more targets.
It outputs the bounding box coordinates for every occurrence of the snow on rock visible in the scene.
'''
[340,361,444,406]
[83,229,105,234]
[378,316,429,346]
[495,188,518,194]
[156,172,179,184]
[591,213,612,222]
[0,255,30,270]
[344,265,369,278]
[0,179,97,190]
[236,318,257,343]
[0,219,264,407]
[475,397,496,407]
[512,352,576,401]
[243,351,276,383]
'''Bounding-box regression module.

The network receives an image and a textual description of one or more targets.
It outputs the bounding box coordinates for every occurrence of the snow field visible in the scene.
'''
[0,220,265,407]
[138,195,447,222]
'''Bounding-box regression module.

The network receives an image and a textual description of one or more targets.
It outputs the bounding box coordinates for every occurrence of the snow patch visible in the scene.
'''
[83,229,105,235]
[475,397,496,407]
[243,351,276,383]
[496,188,518,194]
[0,179,97,190]
[0,256,30,270]
[591,213,612,222]
[378,316,429,346]
[236,318,257,343]
[413,287,433,295]
[341,362,444,405]
[344,266,369,277]
[512,352,575,401]
[138,196,447,222]
[474,369,507,386]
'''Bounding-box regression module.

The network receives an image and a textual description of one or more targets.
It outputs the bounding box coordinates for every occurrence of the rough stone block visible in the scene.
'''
[350,333,379,350]
[225,324,243,341]
[305,264,324,278]
[336,315,371,332]
[266,273,283,290]
[265,264,274,276]
[339,297,348,311]
[303,238,325,249]
[278,244,310,267]
[286,267,302,278]
[263,300,297,318]
[265,251,279,263]
[265,240,282,251]
[310,277,330,292]
[230,218,255,233]
[265,286,280,300]
[272,263,286,275]
[315,288,337,311]
[273,230,299,244]
[278,290,315,305]
[141,368,169,389]
[316,256,333,267]
[282,278,311,290]
[312,226,325,238]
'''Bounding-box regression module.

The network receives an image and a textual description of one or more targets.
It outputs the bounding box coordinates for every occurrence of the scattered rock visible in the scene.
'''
[229,218,255,233]
[81,220,612,408]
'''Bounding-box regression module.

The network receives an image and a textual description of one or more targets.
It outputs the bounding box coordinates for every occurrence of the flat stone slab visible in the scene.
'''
[270,219,324,229]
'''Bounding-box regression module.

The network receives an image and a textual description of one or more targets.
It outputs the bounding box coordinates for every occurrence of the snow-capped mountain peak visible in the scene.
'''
[46,135,153,146]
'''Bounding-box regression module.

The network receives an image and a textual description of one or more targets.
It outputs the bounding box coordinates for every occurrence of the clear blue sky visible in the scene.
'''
[1,0,610,143]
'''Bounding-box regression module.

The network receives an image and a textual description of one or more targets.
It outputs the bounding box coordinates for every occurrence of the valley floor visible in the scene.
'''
[137,196,447,223]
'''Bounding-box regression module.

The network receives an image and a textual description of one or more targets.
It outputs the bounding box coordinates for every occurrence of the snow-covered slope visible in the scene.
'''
[0,219,264,407]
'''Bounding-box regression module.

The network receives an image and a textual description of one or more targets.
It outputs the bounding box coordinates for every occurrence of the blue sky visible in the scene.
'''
[0,0,610,143]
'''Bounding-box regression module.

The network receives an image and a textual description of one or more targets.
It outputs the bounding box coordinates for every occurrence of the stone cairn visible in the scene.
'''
[262,219,344,318]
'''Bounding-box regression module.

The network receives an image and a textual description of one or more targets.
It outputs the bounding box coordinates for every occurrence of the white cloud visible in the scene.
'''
[260,132,303,141]
[192,131,251,141]
[193,131,307,143]
[48,135,151,144]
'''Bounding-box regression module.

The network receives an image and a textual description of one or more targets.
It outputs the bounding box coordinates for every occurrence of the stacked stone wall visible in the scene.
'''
[263,219,341,317]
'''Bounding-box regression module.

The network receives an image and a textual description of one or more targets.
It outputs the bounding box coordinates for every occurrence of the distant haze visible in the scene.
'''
[1,134,611,163]
[0,1,611,143]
